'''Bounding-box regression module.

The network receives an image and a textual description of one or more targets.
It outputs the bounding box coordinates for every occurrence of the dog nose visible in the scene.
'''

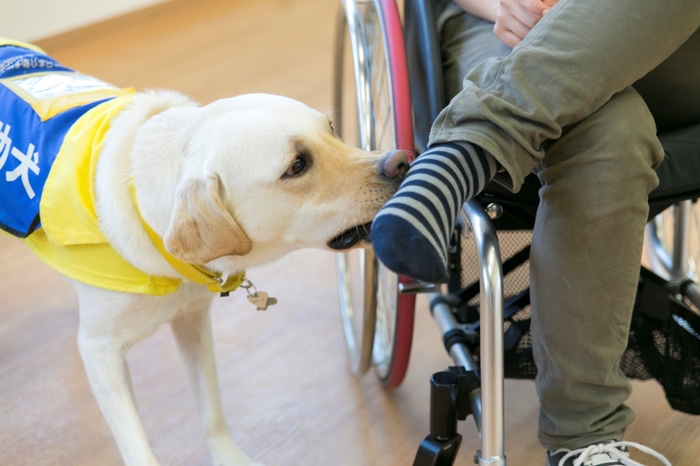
[380,150,409,178]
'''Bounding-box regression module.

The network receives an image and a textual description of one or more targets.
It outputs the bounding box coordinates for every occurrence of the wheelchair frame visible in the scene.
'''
[334,1,700,465]
[418,200,509,466]
[647,200,700,295]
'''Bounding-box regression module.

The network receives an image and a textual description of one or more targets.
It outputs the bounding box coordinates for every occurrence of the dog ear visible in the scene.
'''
[164,174,252,264]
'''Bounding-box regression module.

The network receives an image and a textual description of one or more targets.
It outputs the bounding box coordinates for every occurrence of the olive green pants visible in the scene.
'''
[434,0,700,451]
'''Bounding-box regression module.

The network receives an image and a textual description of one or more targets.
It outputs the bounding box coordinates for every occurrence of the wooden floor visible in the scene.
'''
[1,0,698,464]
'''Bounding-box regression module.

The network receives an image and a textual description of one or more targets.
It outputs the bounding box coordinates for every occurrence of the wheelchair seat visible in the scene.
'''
[653,122,700,214]
[478,121,700,230]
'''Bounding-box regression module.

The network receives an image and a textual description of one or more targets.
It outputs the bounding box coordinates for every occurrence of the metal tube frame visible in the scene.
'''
[428,200,507,465]
[646,201,694,282]
[671,200,692,282]
[333,0,378,375]
[430,295,483,434]
[338,0,375,153]
[461,200,506,465]
[645,200,700,312]
[645,214,673,280]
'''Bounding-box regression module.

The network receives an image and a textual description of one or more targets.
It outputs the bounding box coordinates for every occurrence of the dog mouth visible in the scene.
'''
[327,222,372,250]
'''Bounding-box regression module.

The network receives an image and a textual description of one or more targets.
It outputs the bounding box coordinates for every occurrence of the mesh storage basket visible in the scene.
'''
[457,228,700,415]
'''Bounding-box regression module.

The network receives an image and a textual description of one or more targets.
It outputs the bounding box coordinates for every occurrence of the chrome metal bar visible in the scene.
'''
[451,344,479,374]
[461,200,506,466]
[398,281,438,294]
[429,294,483,433]
[341,0,373,153]
[332,5,346,139]
[335,0,380,376]
[336,250,376,375]
[362,250,378,369]
[645,216,672,280]
[672,201,692,282]
[431,295,479,373]
[370,0,396,151]
[683,282,700,315]
[469,388,484,436]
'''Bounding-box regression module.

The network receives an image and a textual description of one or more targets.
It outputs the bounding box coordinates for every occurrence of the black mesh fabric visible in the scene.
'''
[456,228,700,415]
[623,283,700,414]
[491,289,700,415]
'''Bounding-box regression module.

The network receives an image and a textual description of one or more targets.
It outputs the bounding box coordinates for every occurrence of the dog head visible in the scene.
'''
[161,93,408,269]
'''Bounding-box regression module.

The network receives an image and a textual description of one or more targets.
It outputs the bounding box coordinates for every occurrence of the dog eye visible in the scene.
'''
[285,157,307,177]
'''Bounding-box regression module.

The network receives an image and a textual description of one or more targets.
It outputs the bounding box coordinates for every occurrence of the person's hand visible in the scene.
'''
[494,0,552,48]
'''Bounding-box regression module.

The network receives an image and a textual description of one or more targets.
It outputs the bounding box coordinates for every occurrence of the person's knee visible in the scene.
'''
[591,87,664,171]
[540,88,664,191]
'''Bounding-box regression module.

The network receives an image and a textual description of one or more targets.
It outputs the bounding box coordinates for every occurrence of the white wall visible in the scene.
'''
[1,0,169,42]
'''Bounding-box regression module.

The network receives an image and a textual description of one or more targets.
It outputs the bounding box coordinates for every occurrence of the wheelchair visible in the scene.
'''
[332,0,700,464]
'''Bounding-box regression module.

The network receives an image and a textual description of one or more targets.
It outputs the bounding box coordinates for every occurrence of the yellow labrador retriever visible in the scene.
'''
[94,88,411,465]
[4,87,407,466]
[82,90,408,466]
[0,37,410,465]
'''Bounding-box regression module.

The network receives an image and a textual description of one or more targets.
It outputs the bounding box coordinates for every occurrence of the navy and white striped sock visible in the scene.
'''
[370,142,498,282]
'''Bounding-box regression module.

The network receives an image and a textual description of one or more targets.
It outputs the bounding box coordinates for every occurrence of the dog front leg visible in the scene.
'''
[171,305,262,466]
[78,334,160,466]
[75,282,167,466]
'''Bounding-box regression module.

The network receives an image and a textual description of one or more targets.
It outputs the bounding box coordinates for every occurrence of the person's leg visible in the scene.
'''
[438,9,512,102]
[431,0,700,190]
[372,0,700,280]
[433,4,699,455]
[433,4,673,449]
[531,87,664,451]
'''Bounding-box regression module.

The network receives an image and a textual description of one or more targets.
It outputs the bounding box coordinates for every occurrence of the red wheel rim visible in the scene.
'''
[376,0,416,389]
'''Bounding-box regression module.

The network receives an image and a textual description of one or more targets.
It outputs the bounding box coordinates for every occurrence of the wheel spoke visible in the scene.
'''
[335,0,414,388]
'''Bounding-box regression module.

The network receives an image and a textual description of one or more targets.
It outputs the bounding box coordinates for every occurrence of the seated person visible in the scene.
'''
[369,0,700,464]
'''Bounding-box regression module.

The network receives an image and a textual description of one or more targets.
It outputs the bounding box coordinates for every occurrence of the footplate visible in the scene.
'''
[412,368,480,466]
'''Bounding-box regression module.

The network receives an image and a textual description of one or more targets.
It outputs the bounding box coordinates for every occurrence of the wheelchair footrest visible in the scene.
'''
[414,368,480,466]
[413,434,463,466]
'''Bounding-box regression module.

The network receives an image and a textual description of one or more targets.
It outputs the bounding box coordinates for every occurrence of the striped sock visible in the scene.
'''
[370,142,498,282]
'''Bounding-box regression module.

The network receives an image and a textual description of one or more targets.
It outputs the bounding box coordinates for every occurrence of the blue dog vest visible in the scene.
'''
[0,39,245,296]
[0,40,124,237]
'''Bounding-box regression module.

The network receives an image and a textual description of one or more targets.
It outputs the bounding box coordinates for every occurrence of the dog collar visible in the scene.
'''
[128,179,244,295]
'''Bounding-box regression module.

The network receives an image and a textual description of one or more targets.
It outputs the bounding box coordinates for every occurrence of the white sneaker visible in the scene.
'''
[546,441,672,466]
